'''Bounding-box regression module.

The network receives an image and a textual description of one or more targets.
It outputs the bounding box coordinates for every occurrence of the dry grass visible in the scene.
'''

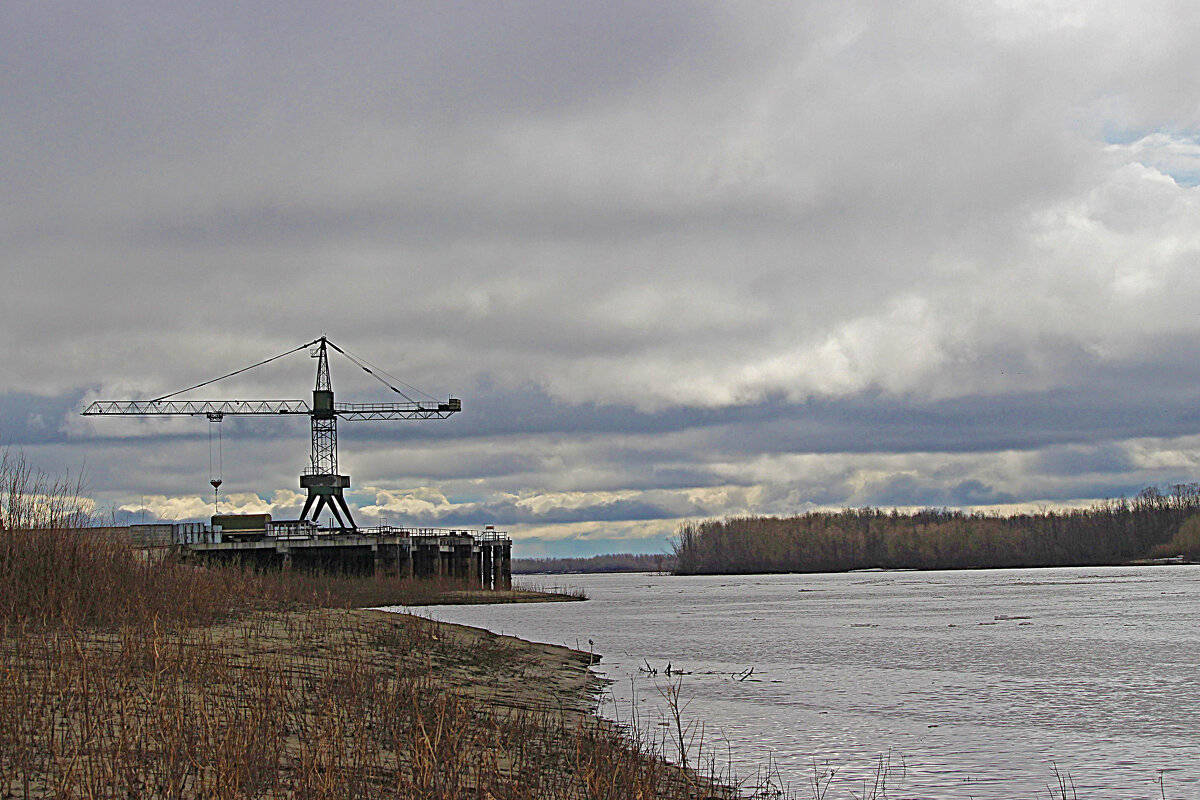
[0,447,729,798]
[0,449,736,798]
[0,579,726,798]
[0,528,263,629]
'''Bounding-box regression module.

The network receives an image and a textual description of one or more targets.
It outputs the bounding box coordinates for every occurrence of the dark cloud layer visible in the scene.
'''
[5,2,1200,555]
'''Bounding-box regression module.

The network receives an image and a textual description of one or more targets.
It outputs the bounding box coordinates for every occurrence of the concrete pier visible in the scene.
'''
[123,522,512,588]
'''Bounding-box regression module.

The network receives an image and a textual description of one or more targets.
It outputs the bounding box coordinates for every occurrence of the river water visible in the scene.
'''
[399,566,1200,799]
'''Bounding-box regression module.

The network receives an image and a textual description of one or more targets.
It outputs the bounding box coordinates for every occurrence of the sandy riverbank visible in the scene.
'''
[1,597,733,798]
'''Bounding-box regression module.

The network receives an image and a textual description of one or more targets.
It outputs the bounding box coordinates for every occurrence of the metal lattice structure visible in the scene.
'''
[82,336,461,532]
[301,338,350,527]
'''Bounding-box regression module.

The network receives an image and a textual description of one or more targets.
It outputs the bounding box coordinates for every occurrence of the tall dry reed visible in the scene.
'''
[0,606,726,799]
[0,448,91,532]
[0,453,730,799]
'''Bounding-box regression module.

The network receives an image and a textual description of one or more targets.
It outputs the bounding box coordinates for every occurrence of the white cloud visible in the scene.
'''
[359,486,468,520]
[119,490,301,522]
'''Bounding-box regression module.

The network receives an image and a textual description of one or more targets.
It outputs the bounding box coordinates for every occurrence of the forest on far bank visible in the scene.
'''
[671,484,1200,575]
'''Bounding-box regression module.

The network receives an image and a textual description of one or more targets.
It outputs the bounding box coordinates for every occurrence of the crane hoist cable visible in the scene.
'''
[208,413,223,513]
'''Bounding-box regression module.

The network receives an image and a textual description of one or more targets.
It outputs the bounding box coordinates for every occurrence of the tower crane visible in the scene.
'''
[82,336,461,531]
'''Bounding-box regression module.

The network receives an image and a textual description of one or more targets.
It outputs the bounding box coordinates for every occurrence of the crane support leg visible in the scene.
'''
[333,493,356,530]
[304,495,328,527]
[299,493,318,522]
[327,500,347,531]
[299,473,356,532]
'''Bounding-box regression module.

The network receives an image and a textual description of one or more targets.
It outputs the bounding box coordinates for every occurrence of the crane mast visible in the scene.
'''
[300,337,353,529]
[82,336,461,532]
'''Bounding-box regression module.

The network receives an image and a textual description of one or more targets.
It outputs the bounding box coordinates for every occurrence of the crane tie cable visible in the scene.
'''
[324,339,439,403]
[151,339,320,402]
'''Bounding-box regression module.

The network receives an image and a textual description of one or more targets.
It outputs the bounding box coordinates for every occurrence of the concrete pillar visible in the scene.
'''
[499,541,511,590]
[453,545,464,579]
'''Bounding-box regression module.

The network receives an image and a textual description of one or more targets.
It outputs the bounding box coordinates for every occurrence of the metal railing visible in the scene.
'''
[158,521,509,545]
[355,524,510,542]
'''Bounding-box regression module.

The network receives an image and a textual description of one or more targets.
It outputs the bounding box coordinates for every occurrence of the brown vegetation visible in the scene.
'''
[0,602,729,798]
[0,452,731,799]
[0,449,92,532]
[1152,513,1200,561]
[672,485,1200,575]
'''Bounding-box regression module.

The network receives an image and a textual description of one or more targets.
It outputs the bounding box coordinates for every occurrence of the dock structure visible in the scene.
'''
[123,520,512,589]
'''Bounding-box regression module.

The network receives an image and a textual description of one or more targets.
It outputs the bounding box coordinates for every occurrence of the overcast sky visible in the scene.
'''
[4,1,1200,556]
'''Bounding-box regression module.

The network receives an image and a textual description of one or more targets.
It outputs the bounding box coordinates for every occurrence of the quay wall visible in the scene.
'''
[83,524,513,589]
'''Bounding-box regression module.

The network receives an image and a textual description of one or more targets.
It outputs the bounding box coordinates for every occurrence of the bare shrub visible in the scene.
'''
[0,454,737,799]
[0,448,92,531]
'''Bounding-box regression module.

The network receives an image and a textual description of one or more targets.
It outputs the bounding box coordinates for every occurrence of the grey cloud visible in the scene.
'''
[865,476,1017,509]
[7,1,1200,554]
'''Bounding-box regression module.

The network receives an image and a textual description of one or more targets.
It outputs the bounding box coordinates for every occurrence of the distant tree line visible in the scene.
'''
[671,485,1200,575]
[513,552,673,575]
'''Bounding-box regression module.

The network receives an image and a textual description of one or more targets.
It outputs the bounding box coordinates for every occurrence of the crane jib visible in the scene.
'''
[82,400,310,416]
[82,399,463,419]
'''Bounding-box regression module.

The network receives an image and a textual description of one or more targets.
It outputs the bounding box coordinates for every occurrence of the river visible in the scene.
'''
[397,565,1200,799]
